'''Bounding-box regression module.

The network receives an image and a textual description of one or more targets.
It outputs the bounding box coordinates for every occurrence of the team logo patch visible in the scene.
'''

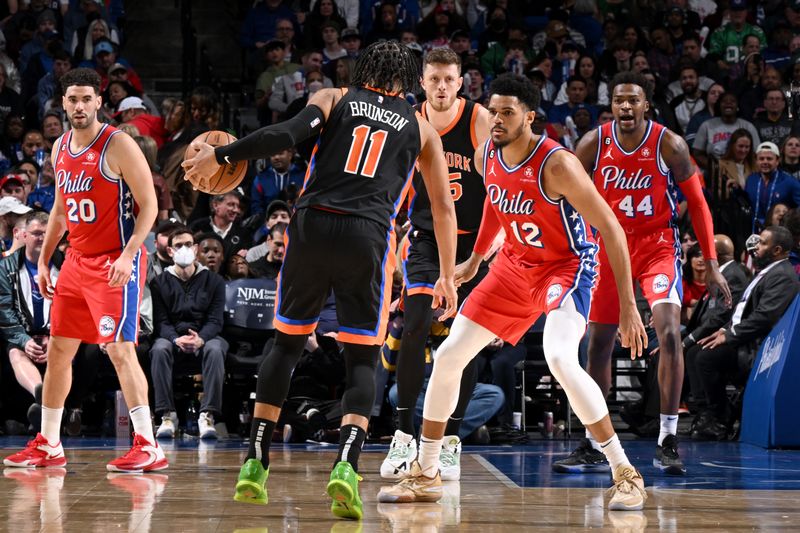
[524,167,534,178]
[488,149,495,159]
[99,316,115,337]
[86,151,96,162]
[604,137,611,145]
[641,147,651,158]
[546,283,563,304]
[652,274,670,294]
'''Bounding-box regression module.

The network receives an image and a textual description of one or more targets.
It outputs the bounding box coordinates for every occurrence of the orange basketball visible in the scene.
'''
[183,130,247,195]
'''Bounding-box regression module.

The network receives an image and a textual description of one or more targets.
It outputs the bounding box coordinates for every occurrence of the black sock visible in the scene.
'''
[247,417,275,470]
[397,407,416,437]
[335,424,366,472]
[444,416,462,437]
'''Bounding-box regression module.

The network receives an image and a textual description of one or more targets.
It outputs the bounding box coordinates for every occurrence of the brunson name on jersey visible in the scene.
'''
[348,101,410,131]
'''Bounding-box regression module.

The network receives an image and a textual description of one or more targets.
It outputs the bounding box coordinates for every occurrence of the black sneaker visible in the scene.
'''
[654,434,686,475]
[552,439,610,473]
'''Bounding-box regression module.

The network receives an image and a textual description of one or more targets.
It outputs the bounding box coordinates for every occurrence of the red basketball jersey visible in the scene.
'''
[483,136,597,267]
[55,124,136,256]
[592,120,679,235]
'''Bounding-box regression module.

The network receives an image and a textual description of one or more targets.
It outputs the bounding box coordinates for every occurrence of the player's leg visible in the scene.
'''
[542,298,646,510]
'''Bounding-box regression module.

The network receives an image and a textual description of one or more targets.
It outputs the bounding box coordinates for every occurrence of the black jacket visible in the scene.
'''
[150,263,225,343]
[685,260,749,348]
[724,259,800,347]
[189,217,252,259]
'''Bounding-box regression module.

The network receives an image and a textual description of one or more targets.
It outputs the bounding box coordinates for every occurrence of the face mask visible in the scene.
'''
[173,246,195,268]
[308,80,324,94]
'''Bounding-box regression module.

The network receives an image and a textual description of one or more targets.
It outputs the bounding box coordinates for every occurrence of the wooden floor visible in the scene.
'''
[1,440,799,532]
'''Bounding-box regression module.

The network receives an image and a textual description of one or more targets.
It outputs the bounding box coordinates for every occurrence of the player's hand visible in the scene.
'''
[37,263,54,300]
[454,255,481,286]
[706,263,732,309]
[618,304,647,359]
[181,141,220,188]
[432,275,457,321]
[108,253,134,287]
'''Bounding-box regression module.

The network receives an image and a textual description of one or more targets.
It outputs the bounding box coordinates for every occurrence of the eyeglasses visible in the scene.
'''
[171,242,193,249]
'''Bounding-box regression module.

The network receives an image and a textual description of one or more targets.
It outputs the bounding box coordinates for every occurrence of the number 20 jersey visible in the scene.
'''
[483,135,597,267]
[592,120,679,235]
[54,124,137,256]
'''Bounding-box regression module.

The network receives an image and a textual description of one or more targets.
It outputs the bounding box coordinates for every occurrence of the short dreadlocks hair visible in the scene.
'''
[609,71,653,102]
[488,73,540,112]
[351,40,420,95]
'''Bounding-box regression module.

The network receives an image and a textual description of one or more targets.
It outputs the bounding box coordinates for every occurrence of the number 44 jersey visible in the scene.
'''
[55,124,138,256]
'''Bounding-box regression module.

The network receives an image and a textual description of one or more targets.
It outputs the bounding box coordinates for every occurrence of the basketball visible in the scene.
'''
[183,130,247,194]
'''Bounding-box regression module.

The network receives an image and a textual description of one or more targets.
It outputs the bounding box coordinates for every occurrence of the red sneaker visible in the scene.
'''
[3,434,67,468]
[107,433,168,473]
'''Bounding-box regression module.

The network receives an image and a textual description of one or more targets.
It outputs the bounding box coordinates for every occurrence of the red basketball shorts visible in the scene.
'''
[589,228,682,325]
[50,246,146,344]
[460,249,597,345]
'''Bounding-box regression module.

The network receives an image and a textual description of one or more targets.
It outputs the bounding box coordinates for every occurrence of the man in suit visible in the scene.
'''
[690,226,799,439]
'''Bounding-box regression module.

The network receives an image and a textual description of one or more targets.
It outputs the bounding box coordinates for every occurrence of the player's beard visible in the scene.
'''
[68,109,96,130]
[492,121,525,148]
[427,92,457,113]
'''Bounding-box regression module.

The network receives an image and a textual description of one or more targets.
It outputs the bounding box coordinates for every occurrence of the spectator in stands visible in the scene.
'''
[718,128,757,192]
[62,0,116,53]
[0,63,22,135]
[116,97,167,147]
[304,0,347,50]
[366,1,403,44]
[248,199,291,259]
[693,92,760,170]
[416,3,468,52]
[20,130,44,163]
[684,83,725,148]
[85,38,142,92]
[0,114,23,167]
[15,162,35,198]
[18,8,58,73]
[273,17,299,63]
[196,232,225,274]
[532,17,586,55]
[783,208,800,277]
[690,226,799,439]
[480,25,531,78]
[320,21,346,66]
[247,222,286,279]
[250,148,303,219]
[41,110,63,147]
[670,65,706,134]
[554,55,608,107]
[133,135,172,223]
[239,0,299,66]
[268,50,331,122]
[147,220,181,284]
[744,142,800,232]
[600,38,633,81]
[448,29,471,61]
[752,89,798,147]
[70,16,118,63]
[733,55,770,121]
[548,76,597,133]
[254,39,299,125]
[0,196,30,253]
[709,0,766,74]
[333,56,355,87]
[0,174,26,204]
[340,27,361,58]
[463,63,487,104]
[189,191,251,260]
[26,157,54,212]
[780,135,800,179]
[0,29,21,95]
[682,244,707,322]
[36,49,70,120]
[226,253,251,281]
[150,227,228,440]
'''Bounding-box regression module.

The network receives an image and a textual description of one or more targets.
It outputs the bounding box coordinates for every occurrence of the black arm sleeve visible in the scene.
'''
[214,104,326,164]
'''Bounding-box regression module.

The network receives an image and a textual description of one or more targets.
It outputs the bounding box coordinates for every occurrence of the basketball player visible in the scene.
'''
[182,41,458,520]
[380,48,491,482]
[3,68,166,472]
[378,74,649,511]
[553,71,731,476]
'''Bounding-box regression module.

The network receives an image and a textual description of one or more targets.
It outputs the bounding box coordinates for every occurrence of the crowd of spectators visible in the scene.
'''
[0,0,799,443]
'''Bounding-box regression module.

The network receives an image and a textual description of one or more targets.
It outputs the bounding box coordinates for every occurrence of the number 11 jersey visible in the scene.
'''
[295,87,421,231]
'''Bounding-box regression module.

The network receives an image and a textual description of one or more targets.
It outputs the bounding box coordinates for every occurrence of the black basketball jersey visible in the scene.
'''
[408,98,485,233]
[295,87,421,230]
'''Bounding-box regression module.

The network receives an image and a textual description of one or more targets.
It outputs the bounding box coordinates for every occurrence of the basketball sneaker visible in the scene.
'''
[654,434,686,475]
[156,412,178,439]
[439,435,461,481]
[327,461,363,520]
[107,433,168,473]
[552,438,610,473]
[3,433,67,468]
[380,430,417,479]
[377,461,443,503]
[234,459,269,505]
[607,465,647,511]
[198,411,217,440]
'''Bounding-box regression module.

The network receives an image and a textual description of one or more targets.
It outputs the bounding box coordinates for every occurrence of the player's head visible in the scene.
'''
[609,71,651,133]
[351,40,420,95]
[486,73,539,147]
[421,47,462,112]
[60,68,102,130]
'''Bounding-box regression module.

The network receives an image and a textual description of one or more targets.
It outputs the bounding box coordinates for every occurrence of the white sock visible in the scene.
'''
[418,436,442,476]
[41,406,63,446]
[130,405,155,444]
[658,413,678,446]
[599,434,629,471]
[585,429,601,451]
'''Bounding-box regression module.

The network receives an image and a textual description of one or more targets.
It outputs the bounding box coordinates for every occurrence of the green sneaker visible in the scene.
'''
[234,459,269,505]
[326,461,363,520]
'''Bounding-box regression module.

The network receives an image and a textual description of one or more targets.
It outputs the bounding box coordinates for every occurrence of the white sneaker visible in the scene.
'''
[439,435,461,481]
[155,412,177,439]
[380,430,417,479]
[198,412,217,440]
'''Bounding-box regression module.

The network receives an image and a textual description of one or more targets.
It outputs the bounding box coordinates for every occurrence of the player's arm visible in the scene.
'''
[417,114,458,320]
[37,144,68,299]
[546,150,647,358]
[455,141,500,285]
[472,104,492,145]
[182,88,342,181]
[663,130,732,307]
[574,126,600,175]
[106,132,158,287]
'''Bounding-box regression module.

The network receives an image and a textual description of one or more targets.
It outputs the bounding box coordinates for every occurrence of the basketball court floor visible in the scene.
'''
[1,436,798,532]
